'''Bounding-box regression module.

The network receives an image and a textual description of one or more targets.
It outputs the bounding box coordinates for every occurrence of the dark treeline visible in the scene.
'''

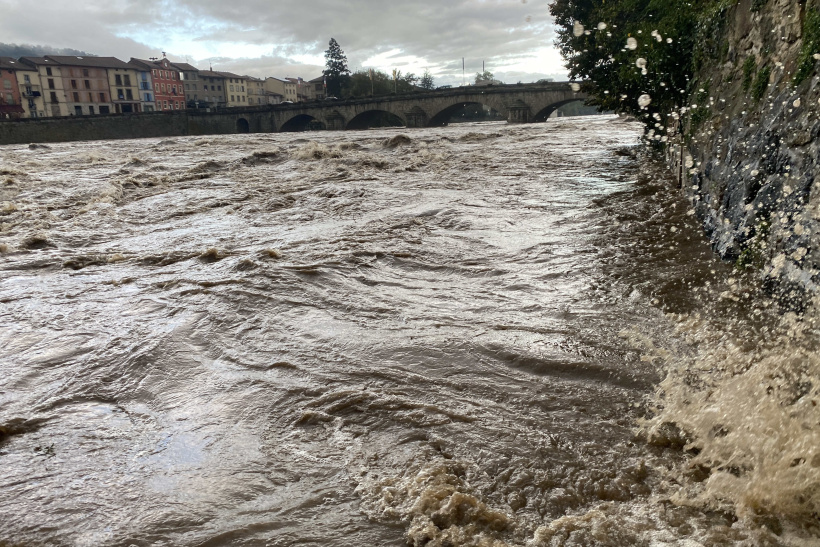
[343,69,427,98]
[0,43,93,58]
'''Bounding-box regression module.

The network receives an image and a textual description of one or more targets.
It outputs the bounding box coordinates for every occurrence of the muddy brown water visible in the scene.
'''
[1,118,817,546]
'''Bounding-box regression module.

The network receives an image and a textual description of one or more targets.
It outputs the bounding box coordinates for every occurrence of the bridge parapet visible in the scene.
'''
[268,82,587,131]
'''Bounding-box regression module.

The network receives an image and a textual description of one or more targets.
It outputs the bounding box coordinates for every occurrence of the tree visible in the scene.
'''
[323,38,350,97]
[549,0,714,141]
[343,69,420,98]
[420,70,435,90]
[475,70,495,84]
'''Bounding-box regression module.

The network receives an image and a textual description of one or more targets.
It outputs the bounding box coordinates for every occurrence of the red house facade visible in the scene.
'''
[147,56,184,111]
[0,58,24,119]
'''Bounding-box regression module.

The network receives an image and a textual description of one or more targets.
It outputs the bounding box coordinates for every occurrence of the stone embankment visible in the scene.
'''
[674,0,819,305]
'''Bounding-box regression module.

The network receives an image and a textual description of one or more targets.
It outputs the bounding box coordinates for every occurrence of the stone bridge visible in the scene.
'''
[0,82,589,145]
[264,82,586,132]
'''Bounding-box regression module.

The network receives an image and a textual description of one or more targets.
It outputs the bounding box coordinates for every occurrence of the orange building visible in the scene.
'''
[0,57,25,119]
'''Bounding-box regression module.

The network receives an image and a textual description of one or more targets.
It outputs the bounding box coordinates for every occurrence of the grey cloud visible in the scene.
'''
[0,0,567,82]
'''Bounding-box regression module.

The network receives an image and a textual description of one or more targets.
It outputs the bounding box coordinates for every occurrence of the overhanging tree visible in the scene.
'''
[323,38,350,97]
[549,0,713,141]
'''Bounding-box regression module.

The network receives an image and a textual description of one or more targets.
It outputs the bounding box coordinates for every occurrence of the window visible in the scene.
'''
[174,101,179,109]
[152,70,157,77]
[88,105,94,114]
[84,80,90,89]
[231,95,234,101]
[99,92,106,102]
[83,69,89,77]
[88,93,93,102]
[48,79,55,89]
[99,106,109,114]
[241,86,245,92]
[73,92,79,102]
[124,75,131,86]
[161,83,165,92]
[71,80,77,89]
[2,79,9,89]
[126,89,133,100]
[5,93,12,104]
[230,85,234,92]
[49,91,57,103]
[155,83,159,92]
[24,75,30,83]
[74,105,82,115]
[172,85,177,94]
[217,86,221,91]
[156,101,161,108]
[211,85,215,91]
[115,74,122,86]
[46,67,52,76]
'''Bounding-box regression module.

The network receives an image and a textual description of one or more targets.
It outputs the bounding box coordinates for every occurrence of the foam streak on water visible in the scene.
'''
[0,118,814,545]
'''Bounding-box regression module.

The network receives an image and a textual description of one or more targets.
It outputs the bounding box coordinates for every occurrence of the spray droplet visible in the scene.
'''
[636,58,647,69]
[570,82,581,92]
[573,22,585,37]
[793,98,801,107]
[638,94,652,108]
[626,37,638,50]
[597,22,607,30]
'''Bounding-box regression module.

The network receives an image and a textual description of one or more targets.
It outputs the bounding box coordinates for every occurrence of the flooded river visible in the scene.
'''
[1,117,819,546]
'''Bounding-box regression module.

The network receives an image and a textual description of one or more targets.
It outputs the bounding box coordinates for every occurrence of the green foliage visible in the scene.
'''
[475,70,496,84]
[691,0,733,72]
[751,64,771,101]
[323,38,350,97]
[793,8,820,86]
[549,0,719,140]
[736,220,770,270]
[420,70,435,90]
[343,69,420,98]
[742,55,757,91]
[689,83,711,130]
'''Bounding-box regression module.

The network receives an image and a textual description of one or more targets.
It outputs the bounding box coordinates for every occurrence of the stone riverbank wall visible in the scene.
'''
[0,108,275,146]
[672,0,820,304]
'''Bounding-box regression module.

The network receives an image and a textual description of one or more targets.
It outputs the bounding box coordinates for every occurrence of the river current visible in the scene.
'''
[1,117,819,546]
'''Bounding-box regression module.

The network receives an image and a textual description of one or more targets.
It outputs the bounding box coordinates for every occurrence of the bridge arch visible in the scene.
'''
[346,110,406,130]
[236,117,250,133]
[427,100,505,127]
[281,114,326,132]
[533,99,588,122]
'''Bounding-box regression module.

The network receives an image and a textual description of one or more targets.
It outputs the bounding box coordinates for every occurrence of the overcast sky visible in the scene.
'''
[0,0,568,85]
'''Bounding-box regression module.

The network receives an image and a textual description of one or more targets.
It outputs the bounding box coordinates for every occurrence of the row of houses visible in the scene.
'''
[0,54,328,119]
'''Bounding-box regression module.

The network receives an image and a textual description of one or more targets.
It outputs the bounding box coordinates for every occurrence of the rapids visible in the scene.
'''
[1,117,818,546]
